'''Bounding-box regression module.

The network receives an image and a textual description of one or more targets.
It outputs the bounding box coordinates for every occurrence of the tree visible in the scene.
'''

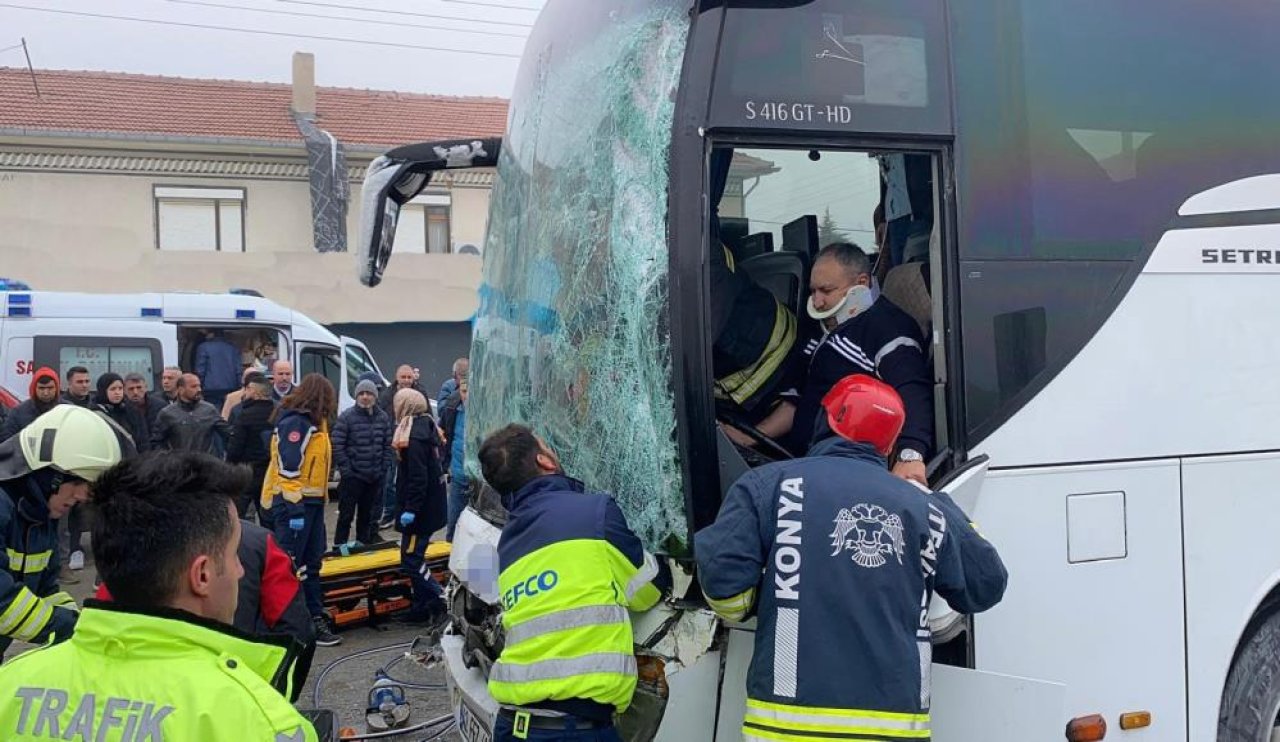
[818,207,848,246]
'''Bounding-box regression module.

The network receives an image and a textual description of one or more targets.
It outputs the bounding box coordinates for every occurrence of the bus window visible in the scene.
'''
[949,0,1280,441]
[298,345,342,395]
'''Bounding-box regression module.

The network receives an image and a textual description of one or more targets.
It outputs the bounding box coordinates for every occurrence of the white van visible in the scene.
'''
[0,290,385,411]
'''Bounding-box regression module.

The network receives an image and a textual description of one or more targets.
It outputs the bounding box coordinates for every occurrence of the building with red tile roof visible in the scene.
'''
[0,57,508,380]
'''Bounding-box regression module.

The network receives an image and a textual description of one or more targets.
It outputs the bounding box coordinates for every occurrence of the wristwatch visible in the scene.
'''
[897,448,924,464]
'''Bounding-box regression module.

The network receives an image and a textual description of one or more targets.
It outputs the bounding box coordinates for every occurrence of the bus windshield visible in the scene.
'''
[467,0,692,552]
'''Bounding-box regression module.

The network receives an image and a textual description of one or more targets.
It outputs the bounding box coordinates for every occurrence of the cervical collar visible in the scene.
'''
[807,283,879,326]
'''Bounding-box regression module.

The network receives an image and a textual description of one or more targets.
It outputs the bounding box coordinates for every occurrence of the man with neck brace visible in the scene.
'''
[750,242,933,483]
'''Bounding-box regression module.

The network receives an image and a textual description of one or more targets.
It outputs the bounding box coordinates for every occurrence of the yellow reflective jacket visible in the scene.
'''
[261,411,331,508]
[488,475,665,715]
[0,602,317,741]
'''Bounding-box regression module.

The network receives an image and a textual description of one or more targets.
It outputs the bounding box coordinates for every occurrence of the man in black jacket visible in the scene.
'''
[124,372,167,435]
[61,366,94,408]
[225,377,275,523]
[332,380,393,546]
[150,374,232,455]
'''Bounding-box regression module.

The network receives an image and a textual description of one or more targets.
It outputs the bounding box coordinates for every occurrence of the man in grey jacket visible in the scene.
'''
[150,374,232,455]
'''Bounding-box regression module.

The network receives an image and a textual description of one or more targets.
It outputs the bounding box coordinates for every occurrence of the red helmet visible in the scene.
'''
[820,375,905,456]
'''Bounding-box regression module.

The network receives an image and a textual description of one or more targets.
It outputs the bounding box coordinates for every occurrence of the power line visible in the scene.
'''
[440,0,541,10]
[167,0,529,39]
[0,41,25,54]
[0,4,524,58]
[277,0,532,28]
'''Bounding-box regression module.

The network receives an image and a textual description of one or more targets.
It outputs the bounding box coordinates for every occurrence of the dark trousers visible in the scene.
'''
[400,532,442,615]
[493,715,620,742]
[234,463,268,525]
[274,502,327,617]
[380,462,398,520]
[447,479,469,542]
[67,504,86,556]
[334,476,382,545]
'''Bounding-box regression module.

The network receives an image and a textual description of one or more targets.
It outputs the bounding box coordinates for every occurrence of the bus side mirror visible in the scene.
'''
[357,156,431,287]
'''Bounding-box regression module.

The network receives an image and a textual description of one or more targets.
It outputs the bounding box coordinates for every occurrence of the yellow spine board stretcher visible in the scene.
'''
[318,541,452,628]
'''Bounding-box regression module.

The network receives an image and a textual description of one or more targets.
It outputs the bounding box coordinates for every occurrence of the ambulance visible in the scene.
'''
[0,290,384,411]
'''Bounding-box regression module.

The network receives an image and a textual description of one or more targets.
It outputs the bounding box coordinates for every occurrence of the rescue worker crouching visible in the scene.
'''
[477,424,670,742]
[0,406,127,660]
[0,451,319,741]
[696,375,1008,742]
[261,373,342,647]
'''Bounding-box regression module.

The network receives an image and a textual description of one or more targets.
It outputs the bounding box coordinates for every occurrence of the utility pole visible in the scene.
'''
[21,37,41,99]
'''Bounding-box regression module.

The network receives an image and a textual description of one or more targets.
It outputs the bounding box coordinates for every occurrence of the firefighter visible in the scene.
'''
[695,375,1008,741]
[477,424,669,742]
[0,406,127,659]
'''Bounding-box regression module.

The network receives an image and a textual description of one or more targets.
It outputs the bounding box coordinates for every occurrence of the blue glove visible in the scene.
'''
[288,517,305,532]
[399,512,415,528]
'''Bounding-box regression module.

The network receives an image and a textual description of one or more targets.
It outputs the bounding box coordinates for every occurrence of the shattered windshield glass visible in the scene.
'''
[467,0,691,552]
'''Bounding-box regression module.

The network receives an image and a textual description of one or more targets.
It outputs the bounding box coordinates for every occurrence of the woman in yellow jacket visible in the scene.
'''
[261,372,341,646]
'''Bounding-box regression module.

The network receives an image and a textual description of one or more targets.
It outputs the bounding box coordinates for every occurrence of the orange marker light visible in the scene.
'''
[1119,711,1152,730]
[1066,714,1107,741]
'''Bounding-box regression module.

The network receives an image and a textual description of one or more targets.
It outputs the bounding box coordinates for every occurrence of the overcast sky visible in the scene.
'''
[0,0,546,97]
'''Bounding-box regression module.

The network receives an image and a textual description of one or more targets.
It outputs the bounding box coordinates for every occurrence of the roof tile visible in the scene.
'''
[0,67,508,148]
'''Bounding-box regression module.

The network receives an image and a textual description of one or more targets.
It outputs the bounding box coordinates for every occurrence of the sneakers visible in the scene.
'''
[68,550,85,571]
[313,616,341,647]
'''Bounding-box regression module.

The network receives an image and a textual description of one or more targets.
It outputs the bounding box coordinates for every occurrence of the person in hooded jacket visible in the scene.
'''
[261,373,341,647]
[226,375,275,524]
[332,379,393,547]
[94,373,149,453]
[391,388,448,626]
[0,366,62,443]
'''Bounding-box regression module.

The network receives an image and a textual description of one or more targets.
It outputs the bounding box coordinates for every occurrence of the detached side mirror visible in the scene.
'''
[357,138,503,287]
[357,156,431,287]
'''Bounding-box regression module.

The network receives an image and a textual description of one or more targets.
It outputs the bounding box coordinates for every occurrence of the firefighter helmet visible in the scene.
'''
[16,406,125,482]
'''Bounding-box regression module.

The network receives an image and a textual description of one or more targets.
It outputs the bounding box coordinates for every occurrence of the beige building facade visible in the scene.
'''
[0,58,509,326]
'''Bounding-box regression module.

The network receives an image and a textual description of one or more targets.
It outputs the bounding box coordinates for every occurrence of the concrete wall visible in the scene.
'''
[328,321,472,398]
[0,165,487,325]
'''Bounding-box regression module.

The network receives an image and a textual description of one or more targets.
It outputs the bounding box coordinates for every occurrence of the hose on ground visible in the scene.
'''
[311,642,414,708]
[382,653,447,691]
[333,713,454,740]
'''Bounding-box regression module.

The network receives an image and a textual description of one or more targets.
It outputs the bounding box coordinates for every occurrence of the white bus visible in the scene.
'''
[358,1,1280,740]
[0,290,384,412]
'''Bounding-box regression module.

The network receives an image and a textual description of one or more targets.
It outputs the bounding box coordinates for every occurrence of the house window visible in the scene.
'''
[154,186,245,251]
[393,192,452,254]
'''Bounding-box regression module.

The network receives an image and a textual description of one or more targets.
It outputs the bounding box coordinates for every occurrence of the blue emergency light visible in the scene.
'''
[141,307,162,318]
[6,293,31,317]
[236,309,256,319]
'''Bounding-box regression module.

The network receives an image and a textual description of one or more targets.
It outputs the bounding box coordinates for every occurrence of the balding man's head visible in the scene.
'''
[176,373,203,403]
[452,358,470,382]
[271,360,294,389]
[396,365,415,389]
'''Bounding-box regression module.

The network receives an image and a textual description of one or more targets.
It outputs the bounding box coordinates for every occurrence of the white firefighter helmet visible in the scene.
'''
[16,406,125,482]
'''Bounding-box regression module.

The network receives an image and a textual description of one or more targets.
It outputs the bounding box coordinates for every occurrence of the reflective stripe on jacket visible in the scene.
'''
[695,439,1008,741]
[0,475,77,657]
[261,412,331,508]
[488,475,663,714]
[0,603,318,741]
